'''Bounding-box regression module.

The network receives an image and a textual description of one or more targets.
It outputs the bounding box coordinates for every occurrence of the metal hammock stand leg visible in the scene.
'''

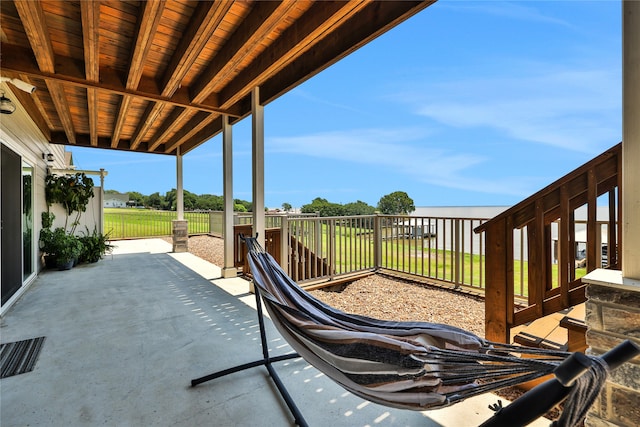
[191,283,309,427]
[192,237,639,427]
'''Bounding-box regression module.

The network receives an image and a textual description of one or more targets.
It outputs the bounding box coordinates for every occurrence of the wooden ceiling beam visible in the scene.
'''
[14,0,77,144]
[147,107,187,152]
[192,0,301,103]
[13,0,55,73]
[127,0,165,89]
[45,80,76,144]
[218,0,368,108]
[163,111,215,154]
[120,0,166,150]
[81,0,100,146]
[161,1,232,96]
[178,115,224,155]
[49,131,172,156]
[129,101,165,150]
[138,1,231,152]
[0,44,239,116]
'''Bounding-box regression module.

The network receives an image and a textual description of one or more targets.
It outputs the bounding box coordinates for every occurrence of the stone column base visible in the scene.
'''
[221,267,237,278]
[172,220,188,253]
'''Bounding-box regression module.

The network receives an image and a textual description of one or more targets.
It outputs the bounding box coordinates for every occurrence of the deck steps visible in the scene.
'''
[510,303,586,352]
[510,303,587,390]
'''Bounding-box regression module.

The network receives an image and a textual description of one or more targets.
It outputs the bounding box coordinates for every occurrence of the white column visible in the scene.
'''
[176,146,184,220]
[623,0,640,280]
[99,168,105,234]
[222,114,237,278]
[252,87,266,248]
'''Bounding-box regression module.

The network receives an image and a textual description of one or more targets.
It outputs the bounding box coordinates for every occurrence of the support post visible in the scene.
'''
[222,114,237,278]
[176,146,184,221]
[99,168,105,234]
[252,87,265,248]
[173,146,187,252]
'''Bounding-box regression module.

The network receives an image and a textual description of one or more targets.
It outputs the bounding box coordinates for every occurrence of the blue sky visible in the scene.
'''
[69,1,622,210]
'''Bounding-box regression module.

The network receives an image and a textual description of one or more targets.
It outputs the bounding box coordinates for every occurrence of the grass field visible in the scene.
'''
[104,208,210,238]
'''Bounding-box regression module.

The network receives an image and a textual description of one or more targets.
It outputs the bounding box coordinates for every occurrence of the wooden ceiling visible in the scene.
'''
[1,0,434,156]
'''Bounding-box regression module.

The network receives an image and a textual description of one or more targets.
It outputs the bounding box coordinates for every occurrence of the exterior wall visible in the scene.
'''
[0,83,102,315]
[0,84,63,314]
[49,186,103,236]
[583,270,640,427]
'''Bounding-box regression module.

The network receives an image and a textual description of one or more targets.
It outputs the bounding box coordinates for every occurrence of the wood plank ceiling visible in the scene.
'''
[1,1,435,156]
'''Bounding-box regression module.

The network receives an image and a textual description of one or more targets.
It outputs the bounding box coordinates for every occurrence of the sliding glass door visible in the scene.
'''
[1,143,35,306]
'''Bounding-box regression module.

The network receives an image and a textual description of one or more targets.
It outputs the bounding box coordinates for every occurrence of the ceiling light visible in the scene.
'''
[0,91,16,114]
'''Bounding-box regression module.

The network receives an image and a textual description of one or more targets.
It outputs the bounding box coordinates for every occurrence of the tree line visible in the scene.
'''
[107,189,415,216]
[108,189,252,212]
[300,191,415,216]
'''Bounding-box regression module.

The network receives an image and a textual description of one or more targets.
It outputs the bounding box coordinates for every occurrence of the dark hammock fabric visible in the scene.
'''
[244,238,572,410]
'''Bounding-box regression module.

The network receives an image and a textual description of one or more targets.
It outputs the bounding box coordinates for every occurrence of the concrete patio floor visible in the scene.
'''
[0,239,548,426]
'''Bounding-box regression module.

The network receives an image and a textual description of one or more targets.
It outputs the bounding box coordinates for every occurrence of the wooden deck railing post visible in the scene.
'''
[484,218,510,343]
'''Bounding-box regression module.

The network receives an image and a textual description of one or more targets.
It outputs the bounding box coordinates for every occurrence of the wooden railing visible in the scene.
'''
[475,143,621,343]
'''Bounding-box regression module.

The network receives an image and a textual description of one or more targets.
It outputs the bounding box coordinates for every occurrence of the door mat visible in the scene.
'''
[1,337,46,379]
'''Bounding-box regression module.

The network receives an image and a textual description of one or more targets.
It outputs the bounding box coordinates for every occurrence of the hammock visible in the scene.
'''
[192,237,639,427]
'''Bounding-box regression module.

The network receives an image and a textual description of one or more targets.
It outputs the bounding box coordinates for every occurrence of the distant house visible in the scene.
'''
[104,193,129,208]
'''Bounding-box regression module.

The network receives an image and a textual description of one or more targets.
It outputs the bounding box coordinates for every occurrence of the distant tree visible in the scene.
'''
[105,189,121,194]
[234,203,247,212]
[343,200,376,216]
[235,199,252,212]
[127,191,144,205]
[377,191,415,215]
[196,194,223,210]
[183,190,197,210]
[164,189,176,210]
[146,192,164,209]
[301,197,345,217]
[282,202,292,212]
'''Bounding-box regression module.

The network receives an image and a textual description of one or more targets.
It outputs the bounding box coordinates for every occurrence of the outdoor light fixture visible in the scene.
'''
[0,91,16,114]
[42,152,54,163]
[0,77,37,94]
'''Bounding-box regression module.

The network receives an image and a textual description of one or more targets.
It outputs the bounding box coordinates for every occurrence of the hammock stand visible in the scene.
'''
[192,237,639,427]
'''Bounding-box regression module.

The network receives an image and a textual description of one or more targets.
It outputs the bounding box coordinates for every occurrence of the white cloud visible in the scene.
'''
[441,1,576,29]
[401,64,620,153]
[290,88,367,115]
[268,128,536,198]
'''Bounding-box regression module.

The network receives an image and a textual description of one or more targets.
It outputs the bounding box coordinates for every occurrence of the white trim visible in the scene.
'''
[582,269,640,292]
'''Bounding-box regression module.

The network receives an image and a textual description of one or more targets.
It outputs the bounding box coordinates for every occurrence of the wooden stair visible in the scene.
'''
[510,304,587,390]
[511,303,587,352]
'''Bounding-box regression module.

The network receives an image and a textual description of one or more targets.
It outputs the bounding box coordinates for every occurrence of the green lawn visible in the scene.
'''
[104,208,210,238]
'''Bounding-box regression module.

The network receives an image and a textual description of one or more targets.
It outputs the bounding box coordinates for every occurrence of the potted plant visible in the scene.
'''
[39,212,57,268]
[79,226,114,263]
[48,228,82,270]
